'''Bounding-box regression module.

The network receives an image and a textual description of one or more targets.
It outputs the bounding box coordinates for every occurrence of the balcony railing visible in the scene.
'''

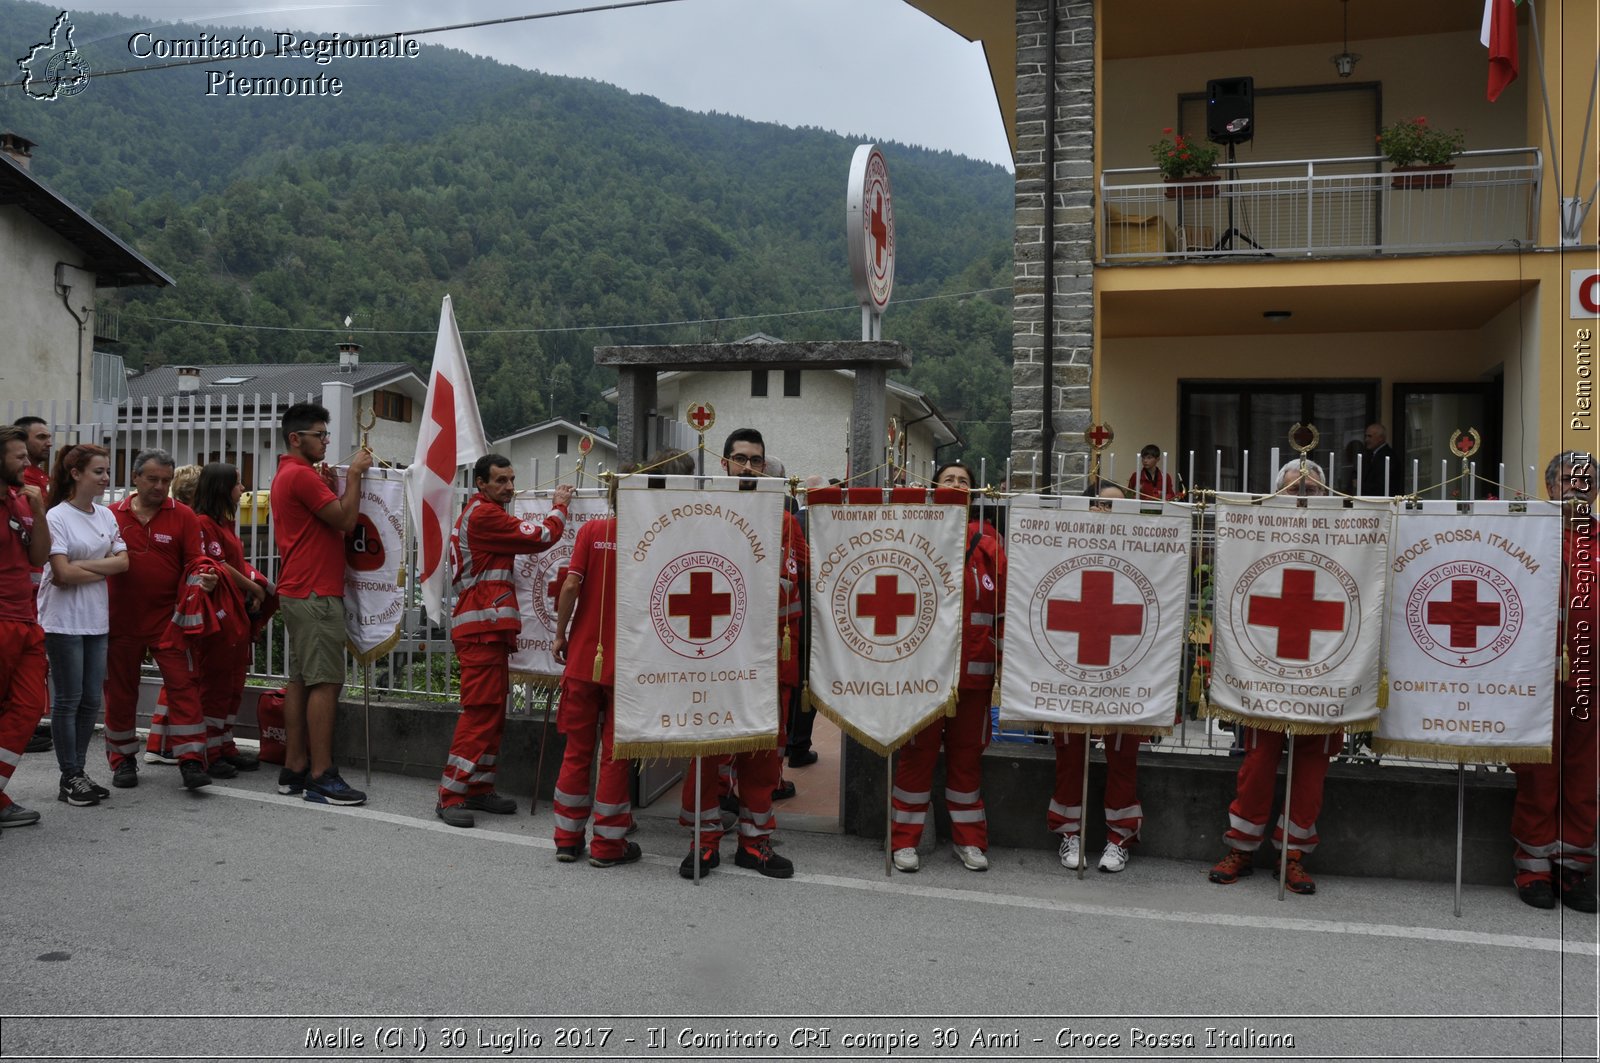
[1099,147,1541,262]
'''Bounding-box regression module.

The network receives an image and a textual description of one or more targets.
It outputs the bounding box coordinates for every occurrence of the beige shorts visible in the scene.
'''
[280,593,346,686]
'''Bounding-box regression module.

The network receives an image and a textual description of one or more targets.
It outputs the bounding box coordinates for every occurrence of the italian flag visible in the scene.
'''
[1481,0,1521,102]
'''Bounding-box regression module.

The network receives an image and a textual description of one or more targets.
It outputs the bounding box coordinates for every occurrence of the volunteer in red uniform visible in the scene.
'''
[271,402,371,806]
[435,455,571,827]
[891,460,1005,873]
[678,428,807,880]
[0,425,51,830]
[1509,451,1599,912]
[1209,460,1339,895]
[549,456,685,865]
[1050,482,1145,875]
[16,416,54,755]
[1127,444,1183,502]
[104,449,216,791]
[190,463,267,778]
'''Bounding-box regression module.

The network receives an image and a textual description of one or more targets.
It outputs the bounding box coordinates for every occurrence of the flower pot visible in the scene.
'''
[1163,174,1222,200]
[1390,164,1454,190]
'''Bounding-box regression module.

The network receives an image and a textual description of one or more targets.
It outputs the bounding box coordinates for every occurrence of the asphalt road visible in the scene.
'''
[1,737,1595,1063]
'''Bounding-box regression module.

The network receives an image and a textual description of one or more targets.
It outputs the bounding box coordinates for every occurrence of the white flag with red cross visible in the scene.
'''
[999,494,1191,735]
[405,295,488,625]
[611,475,785,758]
[1375,502,1559,762]
[507,488,611,684]
[806,486,966,754]
[1206,497,1391,735]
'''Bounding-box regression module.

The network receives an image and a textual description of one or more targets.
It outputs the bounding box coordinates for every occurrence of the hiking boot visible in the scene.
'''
[303,769,366,806]
[276,767,307,796]
[1209,848,1254,884]
[679,844,721,880]
[734,838,794,879]
[771,780,796,801]
[788,749,818,768]
[463,792,516,815]
[1517,878,1557,909]
[1284,851,1316,895]
[1059,834,1081,870]
[1098,842,1130,874]
[436,804,475,829]
[57,774,100,807]
[952,844,988,872]
[555,844,584,863]
[207,758,238,780]
[111,761,138,788]
[218,751,260,772]
[143,749,179,765]
[1558,870,1598,913]
[892,847,920,872]
[0,803,41,827]
[179,760,212,790]
[589,841,643,868]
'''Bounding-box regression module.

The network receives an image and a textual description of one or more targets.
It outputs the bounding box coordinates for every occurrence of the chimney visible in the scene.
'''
[337,341,361,371]
[0,133,35,171]
[578,411,590,428]
[175,366,201,393]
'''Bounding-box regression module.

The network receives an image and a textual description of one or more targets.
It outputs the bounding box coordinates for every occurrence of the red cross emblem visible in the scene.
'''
[1046,570,1144,666]
[686,403,715,433]
[855,573,917,637]
[668,569,732,640]
[1426,579,1502,649]
[870,191,889,271]
[1084,423,1114,450]
[1406,558,1521,668]
[1247,569,1345,660]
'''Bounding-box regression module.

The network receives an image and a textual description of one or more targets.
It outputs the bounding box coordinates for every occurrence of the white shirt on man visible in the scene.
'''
[37,501,126,635]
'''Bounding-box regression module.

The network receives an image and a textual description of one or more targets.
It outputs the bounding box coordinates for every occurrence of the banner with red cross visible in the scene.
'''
[339,466,407,665]
[998,494,1191,735]
[805,487,966,754]
[1207,497,1391,735]
[507,488,612,685]
[612,475,785,758]
[1375,502,1560,762]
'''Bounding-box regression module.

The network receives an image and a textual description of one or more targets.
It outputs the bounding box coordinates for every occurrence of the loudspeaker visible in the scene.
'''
[1206,76,1255,144]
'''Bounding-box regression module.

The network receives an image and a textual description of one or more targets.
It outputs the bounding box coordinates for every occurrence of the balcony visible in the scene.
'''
[1100,148,1540,262]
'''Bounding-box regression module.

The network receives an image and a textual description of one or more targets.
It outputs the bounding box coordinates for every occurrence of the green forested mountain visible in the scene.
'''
[0,0,1013,467]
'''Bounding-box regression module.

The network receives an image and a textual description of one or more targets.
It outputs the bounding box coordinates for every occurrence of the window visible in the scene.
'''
[556,433,569,455]
[751,370,769,397]
[1180,380,1377,495]
[371,390,413,423]
[783,370,802,397]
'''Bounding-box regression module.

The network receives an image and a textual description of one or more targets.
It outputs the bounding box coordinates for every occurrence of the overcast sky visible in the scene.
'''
[83,0,1013,169]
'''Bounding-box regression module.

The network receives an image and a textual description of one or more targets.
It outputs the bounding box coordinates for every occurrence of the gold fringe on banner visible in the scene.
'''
[809,689,956,758]
[346,627,402,667]
[1370,738,1551,765]
[1019,721,1175,738]
[1197,701,1354,737]
[611,733,779,761]
[1197,685,1209,716]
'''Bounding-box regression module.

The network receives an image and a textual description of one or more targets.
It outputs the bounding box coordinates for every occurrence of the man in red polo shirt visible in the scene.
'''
[270,402,371,805]
[0,425,51,830]
[104,449,216,790]
[15,416,54,754]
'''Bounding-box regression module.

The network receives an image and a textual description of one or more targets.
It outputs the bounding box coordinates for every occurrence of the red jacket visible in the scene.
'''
[1128,468,1183,502]
[960,520,1006,690]
[450,492,566,643]
[162,556,249,648]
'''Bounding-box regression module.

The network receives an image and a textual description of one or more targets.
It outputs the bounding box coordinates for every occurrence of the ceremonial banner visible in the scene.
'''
[340,466,406,664]
[805,487,965,754]
[507,488,611,685]
[999,495,1191,735]
[1206,497,1390,734]
[1375,502,1559,762]
[612,476,784,758]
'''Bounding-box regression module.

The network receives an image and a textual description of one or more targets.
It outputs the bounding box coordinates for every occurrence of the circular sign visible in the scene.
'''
[846,144,895,311]
[1404,560,1522,668]
[648,552,747,660]
[685,402,716,435]
[1029,555,1159,682]
[345,514,385,572]
[520,541,573,633]
[829,548,939,662]
[1229,551,1358,679]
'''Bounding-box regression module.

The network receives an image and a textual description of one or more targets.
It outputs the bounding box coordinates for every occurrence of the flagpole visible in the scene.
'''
[530,681,552,816]
[1278,730,1294,902]
[1078,734,1090,882]
[1454,764,1466,918]
[363,662,373,789]
[693,755,703,884]
[884,750,894,877]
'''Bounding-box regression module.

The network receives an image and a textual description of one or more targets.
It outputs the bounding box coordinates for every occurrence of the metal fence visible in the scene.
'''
[1100,147,1541,261]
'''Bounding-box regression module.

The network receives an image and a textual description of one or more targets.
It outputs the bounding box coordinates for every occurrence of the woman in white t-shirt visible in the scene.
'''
[38,444,128,807]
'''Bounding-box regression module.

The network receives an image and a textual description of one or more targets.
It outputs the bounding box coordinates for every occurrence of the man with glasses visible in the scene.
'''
[1508,452,1598,911]
[270,402,371,805]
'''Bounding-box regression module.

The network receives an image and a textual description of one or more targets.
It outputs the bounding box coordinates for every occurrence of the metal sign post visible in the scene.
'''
[686,402,715,477]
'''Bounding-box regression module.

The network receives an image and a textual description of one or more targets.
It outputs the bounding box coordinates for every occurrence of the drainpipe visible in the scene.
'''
[1039,0,1058,492]
[55,263,91,422]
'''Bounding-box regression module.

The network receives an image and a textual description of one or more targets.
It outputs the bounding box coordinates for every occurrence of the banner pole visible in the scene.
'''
[694,754,703,885]
[530,683,552,816]
[1278,731,1294,902]
[1454,764,1466,918]
[1078,734,1090,882]
[885,750,894,877]
[363,662,373,789]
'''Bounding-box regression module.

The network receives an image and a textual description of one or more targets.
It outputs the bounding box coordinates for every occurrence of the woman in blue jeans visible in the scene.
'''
[37,443,127,806]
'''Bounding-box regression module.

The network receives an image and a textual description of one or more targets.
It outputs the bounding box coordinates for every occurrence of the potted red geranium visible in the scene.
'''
[1377,116,1465,189]
[1150,128,1222,199]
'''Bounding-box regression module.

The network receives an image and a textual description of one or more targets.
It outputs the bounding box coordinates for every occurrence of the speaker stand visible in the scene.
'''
[1212,142,1268,254]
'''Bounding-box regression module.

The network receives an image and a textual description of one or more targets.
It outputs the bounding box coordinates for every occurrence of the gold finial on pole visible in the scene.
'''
[1083,422,1115,487]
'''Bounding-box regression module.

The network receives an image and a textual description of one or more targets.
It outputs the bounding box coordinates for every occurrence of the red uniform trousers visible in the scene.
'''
[0,622,48,811]
[196,633,249,763]
[679,684,792,849]
[890,687,991,852]
[1222,727,1341,854]
[438,640,512,807]
[1048,732,1144,846]
[1511,685,1598,887]
[105,634,206,769]
[551,679,633,860]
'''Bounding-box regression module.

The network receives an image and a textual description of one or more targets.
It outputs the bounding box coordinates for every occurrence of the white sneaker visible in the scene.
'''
[952,844,989,872]
[143,750,179,765]
[1059,833,1081,869]
[1098,842,1130,873]
[892,847,920,872]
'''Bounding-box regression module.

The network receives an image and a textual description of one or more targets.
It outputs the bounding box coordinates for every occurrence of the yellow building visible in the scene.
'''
[911,0,1598,497]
